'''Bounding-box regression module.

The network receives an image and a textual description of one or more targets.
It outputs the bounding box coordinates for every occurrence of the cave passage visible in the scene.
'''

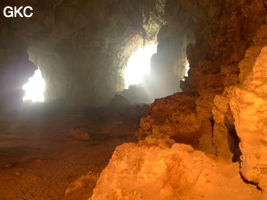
[0,0,266,199]
[124,44,157,89]
[22,68,46,103]
[182,59,190,81]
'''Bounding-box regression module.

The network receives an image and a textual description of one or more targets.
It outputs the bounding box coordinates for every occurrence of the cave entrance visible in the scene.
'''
[182,59,190,81]
[22,68,46,103]
[124,44,157,89]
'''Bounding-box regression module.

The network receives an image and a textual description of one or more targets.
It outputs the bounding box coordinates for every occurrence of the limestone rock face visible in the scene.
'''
[91,143,261,200]
[136,93,201,147]
[165,0,265,95]
[142,25,183,99]
[135,0,267,157]
[64,171,99,200]
[136,92,217,154]
[229,47,267,190]
[212,93,234,161]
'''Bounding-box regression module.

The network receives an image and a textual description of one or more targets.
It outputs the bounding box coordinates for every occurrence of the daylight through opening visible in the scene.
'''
[22,68,46,103]
[182,59,190,81]
[124,44,157,89]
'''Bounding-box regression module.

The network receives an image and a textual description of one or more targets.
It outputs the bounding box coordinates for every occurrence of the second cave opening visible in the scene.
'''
[124,44,157,89]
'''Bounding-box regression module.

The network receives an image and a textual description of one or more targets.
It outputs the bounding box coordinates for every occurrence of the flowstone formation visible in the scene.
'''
[87,0,267,199]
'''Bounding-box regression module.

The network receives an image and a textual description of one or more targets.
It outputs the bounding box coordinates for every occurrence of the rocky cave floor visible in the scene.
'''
[0,104,144,200]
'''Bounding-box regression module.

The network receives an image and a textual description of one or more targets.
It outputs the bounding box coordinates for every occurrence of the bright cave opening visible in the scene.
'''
[182,59,190,81]
[22,68,46,103]
[124,44,157,89]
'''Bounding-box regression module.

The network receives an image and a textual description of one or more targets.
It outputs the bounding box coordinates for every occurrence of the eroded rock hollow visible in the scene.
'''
[0,0,267,200]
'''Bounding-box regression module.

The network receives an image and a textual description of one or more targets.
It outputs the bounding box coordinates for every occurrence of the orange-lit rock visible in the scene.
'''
[136,92,217,154]
[212,92,236,161]
[195,93,216,154]
[91,143,261,200]
[230,46,267,190]
[136,93,201,147]
[65,171,99,200]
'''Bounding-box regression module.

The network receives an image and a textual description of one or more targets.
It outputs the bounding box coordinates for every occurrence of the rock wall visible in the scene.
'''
[229,47,267,190]
[137,0,267,157]
[91,143,262,200]
[141,25,185,100]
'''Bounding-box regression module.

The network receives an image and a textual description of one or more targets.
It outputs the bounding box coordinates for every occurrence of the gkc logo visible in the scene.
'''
[3,6,33,18]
